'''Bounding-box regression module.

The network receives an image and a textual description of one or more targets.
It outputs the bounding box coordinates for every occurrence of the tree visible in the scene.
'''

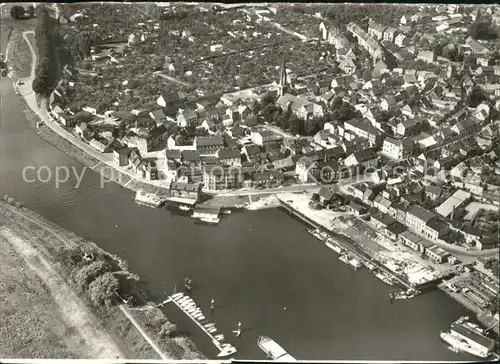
[10,6,25,20]
[289,114,301,135]
[27,5,35,17]
[467,86,488,108]
[160,321,178,338]
[468,20,499,41]
[88,272,119,307]
[73,260,112,291]
[260,93,276,109]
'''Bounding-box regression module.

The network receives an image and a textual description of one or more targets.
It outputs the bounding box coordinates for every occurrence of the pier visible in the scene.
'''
[277,196,418,290]
[163,292,237,358]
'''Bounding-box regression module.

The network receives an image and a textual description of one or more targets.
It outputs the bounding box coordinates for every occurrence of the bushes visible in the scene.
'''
[73,260,113,291]
[10,5,25,20]
[88,272,120,307]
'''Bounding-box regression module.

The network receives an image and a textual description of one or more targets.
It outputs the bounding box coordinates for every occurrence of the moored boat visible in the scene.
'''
[393,288,421,300]
[258,335,296,361]
[348,257,363,269]
[364,260,377,271]
[133,190,166,208]
[373,269,395,286]
[440,330,490,359]
[325,239,343,254]
[178,205,191,211]
[339,254,350,265]
[217,344,237,358]
[307,228,327,242]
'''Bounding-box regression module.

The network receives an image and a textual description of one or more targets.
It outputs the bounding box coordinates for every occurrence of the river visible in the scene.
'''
[0,75,475,360]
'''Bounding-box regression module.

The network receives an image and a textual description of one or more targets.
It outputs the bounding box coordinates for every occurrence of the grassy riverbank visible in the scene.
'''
[0,199,205,359]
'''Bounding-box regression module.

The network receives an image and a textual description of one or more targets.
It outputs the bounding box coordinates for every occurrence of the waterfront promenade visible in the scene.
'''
[276,194,419,290]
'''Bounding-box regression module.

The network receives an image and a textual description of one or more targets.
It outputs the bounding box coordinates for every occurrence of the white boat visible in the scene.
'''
[339,254,350,265]
[325,240,343,254]
[177,297,190,304]
[364,260,377,270]
[348,257,363,269]
[208,327,217,334]
[196,315,206,321]
[394,288,420,300]
[373,270,395,286]
[198,216,221,224]
[172,292,184,300]
[258,335,296,361]
[440,331,490,359]
[217,344,237,358]
[214,334,225,342]
[307,228,327,242]
[223,209,232,215]
[178,205,191,211]
[463,320,486,335]
[182,302,197,309]
[134,190,166,208]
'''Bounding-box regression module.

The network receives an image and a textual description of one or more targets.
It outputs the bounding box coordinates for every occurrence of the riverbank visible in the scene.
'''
[0,198,204,360]
[438,283,499,337]
[277,191,500,337]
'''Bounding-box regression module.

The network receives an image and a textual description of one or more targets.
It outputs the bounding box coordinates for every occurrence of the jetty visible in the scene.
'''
[164,292,237,358]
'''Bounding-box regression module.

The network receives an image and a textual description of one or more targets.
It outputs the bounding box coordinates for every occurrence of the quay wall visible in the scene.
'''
[277,196,441,291]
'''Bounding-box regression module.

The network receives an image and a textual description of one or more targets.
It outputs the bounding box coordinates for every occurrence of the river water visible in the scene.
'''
[0,76,474,360]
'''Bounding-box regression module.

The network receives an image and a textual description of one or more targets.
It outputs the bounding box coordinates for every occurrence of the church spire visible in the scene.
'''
[278,52,286,97]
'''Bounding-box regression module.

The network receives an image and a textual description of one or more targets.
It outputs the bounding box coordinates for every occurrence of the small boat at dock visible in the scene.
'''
[348,257,363,270]
[178,205,191,211]
[373,269,395,286]
[217,343,237,358]
[393,288,421,300]
[325,239,343,254]
[307,228,328,242]
[214,334,225,342]
[339,254,350,265]
[133,190,166,208]
[363,260,377,270]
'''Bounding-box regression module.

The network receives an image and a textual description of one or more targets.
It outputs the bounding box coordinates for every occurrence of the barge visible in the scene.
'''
[134,190,166,208]
[373,269,395,286]
[440,316,495,359]
[258,335,296,361]
[307,228,328,242]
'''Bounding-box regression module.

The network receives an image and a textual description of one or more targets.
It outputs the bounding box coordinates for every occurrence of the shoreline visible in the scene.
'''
[0,198,205,360]
[9,23,315,211]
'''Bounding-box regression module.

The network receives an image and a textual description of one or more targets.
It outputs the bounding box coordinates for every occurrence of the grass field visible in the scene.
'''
[0,231,82,359]
[0,16,36,78]
[0,200,204,359]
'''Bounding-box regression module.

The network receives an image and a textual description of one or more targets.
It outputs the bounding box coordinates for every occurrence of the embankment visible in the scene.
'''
[0,197,205,359]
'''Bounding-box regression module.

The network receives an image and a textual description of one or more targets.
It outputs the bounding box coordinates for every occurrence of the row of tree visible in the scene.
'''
[32,6,57,97]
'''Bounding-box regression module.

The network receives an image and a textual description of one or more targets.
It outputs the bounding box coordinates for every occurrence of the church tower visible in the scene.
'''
[278,53,287,97]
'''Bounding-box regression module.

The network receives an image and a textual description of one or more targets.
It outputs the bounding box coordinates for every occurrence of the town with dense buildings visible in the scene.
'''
[7,2,500,360]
